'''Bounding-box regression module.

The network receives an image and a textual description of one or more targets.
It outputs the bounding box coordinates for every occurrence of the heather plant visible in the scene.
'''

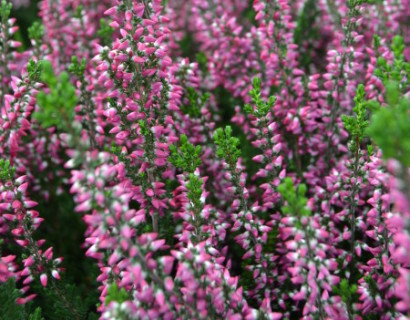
[0,0,409,319]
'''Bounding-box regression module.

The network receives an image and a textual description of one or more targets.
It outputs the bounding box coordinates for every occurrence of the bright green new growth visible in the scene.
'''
[68,56,86,78]
[186,173,204,213]
[342,84,371,153]
[28,21,44,43]
[28,308,44,320]
[0,0,12,22]
[278,178,311,217]
[367,35,410,167]
[169,134,202,173]
[213,126,241,165]
[104,284,129,306]
[244,77,276,118]
[0,159,15,181]
[374,35,409,90]
[333,279,358,306]
[34,61,78,131]
[181,87,210,118]
[138,119,150,137]
[27,59,42,81]
[98,19,115,46]
[367,81,410,167]
[196,52,208,74]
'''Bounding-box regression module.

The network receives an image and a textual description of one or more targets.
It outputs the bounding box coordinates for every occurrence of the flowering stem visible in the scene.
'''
[349,136,360,260]
[302,222,326,320]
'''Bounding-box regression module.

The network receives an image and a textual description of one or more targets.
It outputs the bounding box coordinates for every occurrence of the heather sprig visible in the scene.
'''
[0,159,15,181]
[368,35,410,168]
[278,178,311,218]
[342,84,373,261]
[169,134,202,173]
[342,84,370,154]
[28,21,44,58]
[244,77,276,118]
[97,19,114,46]
[367,83,410,167]
[214,126,241,167]
[181,87,210,118]
[34,61,77,131]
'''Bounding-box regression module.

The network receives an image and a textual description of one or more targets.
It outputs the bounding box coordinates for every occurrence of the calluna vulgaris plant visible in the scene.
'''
[0,0,409,319]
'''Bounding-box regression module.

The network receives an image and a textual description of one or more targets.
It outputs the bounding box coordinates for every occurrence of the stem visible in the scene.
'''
[152,212,159,234]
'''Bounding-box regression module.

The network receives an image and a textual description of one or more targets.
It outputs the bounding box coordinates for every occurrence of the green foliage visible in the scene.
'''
[0,0,12,23]
[138,119,149,136]
[342,84,370,153]
[97,19,114,46]
[0,279,45,320]
[333,279,357,306]
[105,284,129,306]
[367,81,410,167]
[186,173,204,211]
[244,77,276,118]
[74,5,83,19]
[391,35,405,58]
[27,59,43,81]
[69,56,86,78]
[28,308,44,320]
[0,158,15,181]
[28,21,44,43]
[0,279,25,320]
[367,35,410,167]
[278,178,311,217]
[348,0,373,7]
[169,134,202,173]
[39,281,96,320]
[373,35,381,51]
[34,61,78,131]
[374,35,409,90]
[178,32,195,59]
[213,126,241,165]
[196,52,208,74]
[181,87,210,118]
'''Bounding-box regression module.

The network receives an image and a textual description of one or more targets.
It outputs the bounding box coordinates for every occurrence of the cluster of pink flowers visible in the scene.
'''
[0,0,409,319]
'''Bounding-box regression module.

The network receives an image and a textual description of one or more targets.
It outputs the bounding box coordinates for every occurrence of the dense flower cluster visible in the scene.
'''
[0,0,409,319]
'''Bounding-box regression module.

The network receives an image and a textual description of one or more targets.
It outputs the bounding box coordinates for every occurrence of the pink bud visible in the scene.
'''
[40,274,48,287]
